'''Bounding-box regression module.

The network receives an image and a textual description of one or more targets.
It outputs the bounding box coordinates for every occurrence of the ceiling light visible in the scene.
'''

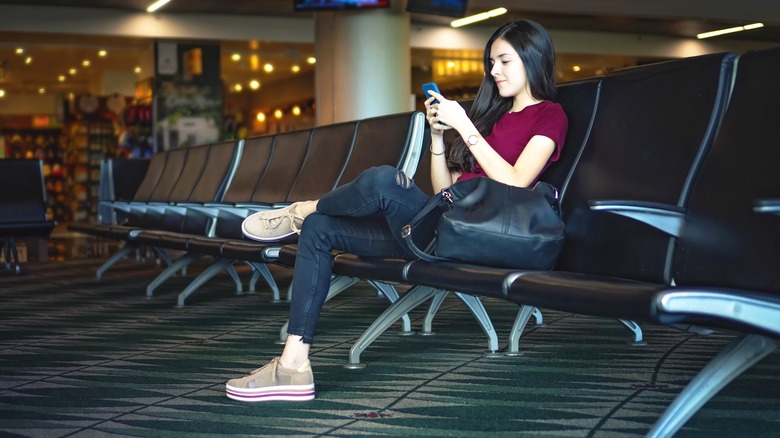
[58,75,66,82]
[15,48,24,55]
[38,87,46,94]
[82,59,91,67]
[249,80,261,90]
[256,112,266,122]
[0,89,6,98]
[451,7,507,28]
[306,57,316,64]
[274,109,283,119]
[98,50,108,57]
[25,56,32,65]
[572,65,581,72]
[134,66,142,74]
[697,22,764,39]
[147,0,172,13]
[233,83,243,92]
[292,105,301,116]
[291,65,301,73]
[69,68,77,75]
[263,63,274,73]
[231,53,241,62]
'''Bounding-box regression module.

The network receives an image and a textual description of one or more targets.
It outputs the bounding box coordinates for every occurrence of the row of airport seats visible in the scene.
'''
[0,159,56,273]
[276,47,778,436]
[68,111,425,307]
[71,46,779,435]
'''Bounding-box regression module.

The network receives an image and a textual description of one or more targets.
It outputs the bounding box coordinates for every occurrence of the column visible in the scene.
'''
[314,5,411,125]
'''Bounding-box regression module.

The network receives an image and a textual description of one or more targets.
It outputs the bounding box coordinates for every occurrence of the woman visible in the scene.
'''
[227,19,568,402]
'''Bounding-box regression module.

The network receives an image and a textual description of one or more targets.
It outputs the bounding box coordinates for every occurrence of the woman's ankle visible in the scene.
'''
[292,200,318,218]
[279,335,311,369]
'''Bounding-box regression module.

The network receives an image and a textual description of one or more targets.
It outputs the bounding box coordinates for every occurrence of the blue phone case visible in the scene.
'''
[422,82,441,103]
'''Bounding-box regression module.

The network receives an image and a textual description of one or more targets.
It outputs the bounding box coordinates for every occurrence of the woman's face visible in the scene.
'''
[489,38,530,101]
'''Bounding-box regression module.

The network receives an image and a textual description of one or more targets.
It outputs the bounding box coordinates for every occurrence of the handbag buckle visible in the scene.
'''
[442,190,453,204]
[401,224,412,239]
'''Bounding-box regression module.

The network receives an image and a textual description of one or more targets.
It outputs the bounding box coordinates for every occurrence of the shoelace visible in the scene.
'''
[259,211,304,234]
[289,213,304,235]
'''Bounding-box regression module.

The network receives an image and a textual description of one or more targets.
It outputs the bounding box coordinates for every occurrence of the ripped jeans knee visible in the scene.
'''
[394,169,413,189]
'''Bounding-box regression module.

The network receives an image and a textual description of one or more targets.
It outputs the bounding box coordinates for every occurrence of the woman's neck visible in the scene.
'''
[509,92,541,113]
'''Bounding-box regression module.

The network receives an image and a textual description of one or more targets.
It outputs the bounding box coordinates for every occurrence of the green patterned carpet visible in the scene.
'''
[1,258,779,437]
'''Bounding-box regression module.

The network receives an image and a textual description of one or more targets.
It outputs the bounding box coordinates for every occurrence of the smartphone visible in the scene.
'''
[422,82,442,103]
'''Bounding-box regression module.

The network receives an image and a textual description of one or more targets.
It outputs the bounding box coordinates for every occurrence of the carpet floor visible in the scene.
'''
[1,258,779,437]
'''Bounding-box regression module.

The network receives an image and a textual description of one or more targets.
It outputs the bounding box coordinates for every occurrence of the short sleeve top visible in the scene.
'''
[457,100,568,184]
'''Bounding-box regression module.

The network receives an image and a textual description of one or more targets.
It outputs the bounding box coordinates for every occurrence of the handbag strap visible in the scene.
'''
[400,189,452,262]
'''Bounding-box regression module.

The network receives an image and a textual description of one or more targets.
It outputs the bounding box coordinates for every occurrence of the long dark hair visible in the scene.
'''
[447,20,558,173]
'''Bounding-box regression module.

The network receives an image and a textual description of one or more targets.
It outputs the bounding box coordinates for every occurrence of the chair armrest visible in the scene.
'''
[589,200,685,237]
[754,199,780,215]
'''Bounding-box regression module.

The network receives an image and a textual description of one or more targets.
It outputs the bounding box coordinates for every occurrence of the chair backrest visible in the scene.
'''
[336,111,425,186]
[222,136,274,204]
[167,144,212,203]
[285,121,358,202]
[188,139,242,203]
[110,159,151,201]
[250,129,312,204]
[0,159,48,223]
[147,148,189,201]
[131,152,167,202]
[98,158,150,224]
[556,52,736,283]
[178,140,243,235]
[674,47,780,294]
[540,77,601,194]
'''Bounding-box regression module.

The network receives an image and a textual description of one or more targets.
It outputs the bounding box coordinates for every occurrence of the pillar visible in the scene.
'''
[314,4,411,125]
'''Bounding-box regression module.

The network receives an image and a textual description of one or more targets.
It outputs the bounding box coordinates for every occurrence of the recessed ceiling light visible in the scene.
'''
[82,59,91,67]
[98,50,108,57]
[263,63,274,73]
[291,65,301,73]
[249,80,261,90]
[306,57,316,64]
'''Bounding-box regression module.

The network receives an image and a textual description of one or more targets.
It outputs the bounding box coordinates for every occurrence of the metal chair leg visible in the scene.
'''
[648,334,778,438]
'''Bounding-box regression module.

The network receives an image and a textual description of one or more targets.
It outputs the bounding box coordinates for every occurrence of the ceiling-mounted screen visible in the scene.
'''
[406,0,468,18]
[294,0,391,11]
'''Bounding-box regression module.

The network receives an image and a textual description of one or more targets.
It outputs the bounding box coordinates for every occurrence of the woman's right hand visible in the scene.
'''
[424,96,449,136]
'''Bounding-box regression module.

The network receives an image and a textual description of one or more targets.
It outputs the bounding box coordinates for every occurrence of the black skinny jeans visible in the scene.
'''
[286,165,431,344]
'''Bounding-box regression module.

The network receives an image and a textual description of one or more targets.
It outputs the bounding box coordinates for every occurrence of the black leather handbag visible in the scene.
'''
[401,177,565,270]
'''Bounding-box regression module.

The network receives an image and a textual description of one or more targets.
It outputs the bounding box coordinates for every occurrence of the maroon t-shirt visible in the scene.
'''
[457,100,568,184]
